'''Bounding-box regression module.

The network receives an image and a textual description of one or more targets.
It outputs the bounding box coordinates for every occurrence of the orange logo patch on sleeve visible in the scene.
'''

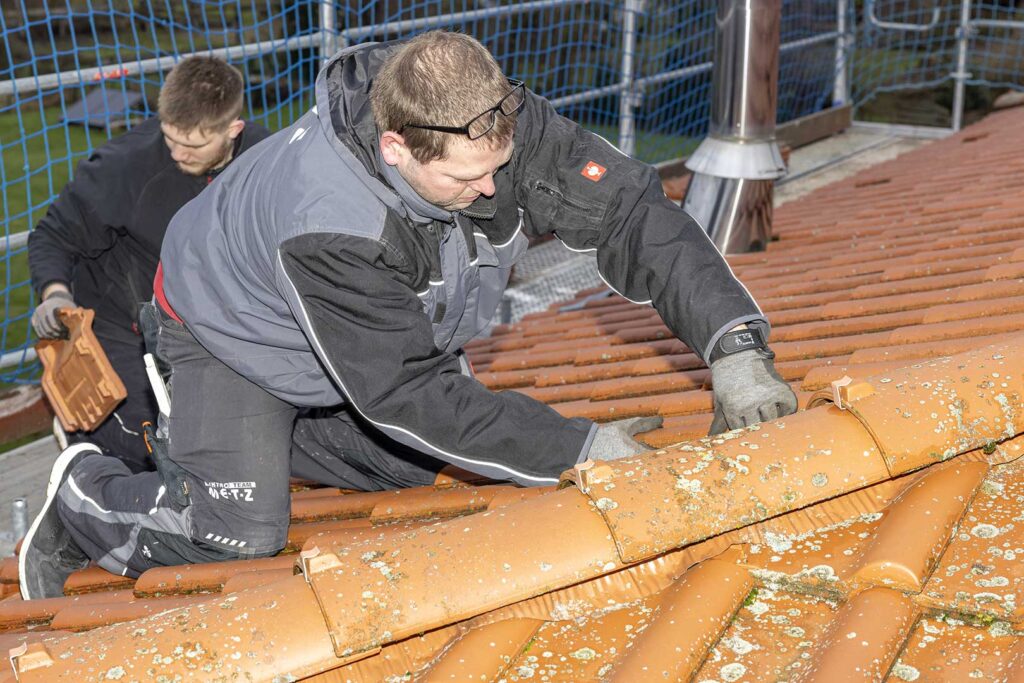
[581,161,607,182]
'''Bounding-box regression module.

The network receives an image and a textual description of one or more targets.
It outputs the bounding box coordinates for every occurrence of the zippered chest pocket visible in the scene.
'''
[528,178,607,231]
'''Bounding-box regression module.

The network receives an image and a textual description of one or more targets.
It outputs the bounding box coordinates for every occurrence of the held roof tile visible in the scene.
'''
[8,108,1024,680]
[36,308,127,433]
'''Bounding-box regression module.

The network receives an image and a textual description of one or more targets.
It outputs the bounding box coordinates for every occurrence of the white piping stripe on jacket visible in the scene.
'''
[277,250,560,485]
[690,215,764,318]
[596,268,652,306]
[491,214,524,249]
[553,235,652,306]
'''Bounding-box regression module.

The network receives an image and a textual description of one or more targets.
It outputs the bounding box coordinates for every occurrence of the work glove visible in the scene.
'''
[709,348,798,435]
[31,290,76,339]
[588,416,663,462]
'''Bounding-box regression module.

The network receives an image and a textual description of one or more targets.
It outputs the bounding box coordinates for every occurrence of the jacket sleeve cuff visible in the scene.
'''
[36,279,70,299]
[702,316,770,365]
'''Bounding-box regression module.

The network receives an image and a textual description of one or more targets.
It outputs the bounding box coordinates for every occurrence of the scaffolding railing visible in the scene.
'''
[16,0,1022,379]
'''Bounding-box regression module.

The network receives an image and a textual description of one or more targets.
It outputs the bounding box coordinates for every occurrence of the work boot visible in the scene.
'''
[19,443,100,600]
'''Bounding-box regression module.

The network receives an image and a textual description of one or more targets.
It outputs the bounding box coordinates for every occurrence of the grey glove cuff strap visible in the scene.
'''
[709,327,768,365]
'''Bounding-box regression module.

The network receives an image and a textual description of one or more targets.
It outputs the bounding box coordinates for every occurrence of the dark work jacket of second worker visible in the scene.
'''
[28,116,271,344]
[160,41,770,487]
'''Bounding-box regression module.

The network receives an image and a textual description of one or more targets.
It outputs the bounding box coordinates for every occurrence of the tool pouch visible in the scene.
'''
[143,422,191,508]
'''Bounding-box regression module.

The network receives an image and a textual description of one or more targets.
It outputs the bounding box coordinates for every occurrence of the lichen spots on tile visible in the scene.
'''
[675,475,702,494]
[722,634,757,655]
[971,523,999,539]
[892,662,921,681]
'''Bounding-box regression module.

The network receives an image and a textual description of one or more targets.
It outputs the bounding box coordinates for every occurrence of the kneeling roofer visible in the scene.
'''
[20,31,796,599]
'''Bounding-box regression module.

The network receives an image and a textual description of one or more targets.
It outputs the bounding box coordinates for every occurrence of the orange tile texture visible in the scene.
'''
[5,110,1024,681]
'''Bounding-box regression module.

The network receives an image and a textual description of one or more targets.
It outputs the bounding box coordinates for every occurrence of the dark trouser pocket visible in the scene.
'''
[143,422,191,508]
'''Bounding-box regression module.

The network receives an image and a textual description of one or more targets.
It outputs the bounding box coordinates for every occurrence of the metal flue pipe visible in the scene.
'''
[682,0,785,253]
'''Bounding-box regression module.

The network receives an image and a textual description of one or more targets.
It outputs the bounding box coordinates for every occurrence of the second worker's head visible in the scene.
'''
[158,56,246,176]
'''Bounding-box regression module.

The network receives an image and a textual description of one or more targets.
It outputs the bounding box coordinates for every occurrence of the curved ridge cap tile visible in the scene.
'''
[298,489,621,660]
[850,459,989,593]
[605,558,755,683]
[1008,638,1024,683]
[329,624,463,682]
[364,484,512,521]
[47,594,212,633]
[61,566,135,595]
[132,554,296,596]
[561,407,890,564]
[10,575,340,682]
[794,587,919,683]
[810,337,1024,475]
[0,589,136,631]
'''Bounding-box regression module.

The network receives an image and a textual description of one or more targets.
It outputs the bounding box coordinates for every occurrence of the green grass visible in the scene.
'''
[0,428,51,455]
[1,107,99,375]
[583,122,700,164]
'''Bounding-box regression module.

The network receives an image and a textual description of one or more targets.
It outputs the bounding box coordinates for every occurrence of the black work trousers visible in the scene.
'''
[56,308,446,577]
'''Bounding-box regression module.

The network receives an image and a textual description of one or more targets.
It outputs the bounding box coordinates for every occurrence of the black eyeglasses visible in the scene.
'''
[401,79,525,140]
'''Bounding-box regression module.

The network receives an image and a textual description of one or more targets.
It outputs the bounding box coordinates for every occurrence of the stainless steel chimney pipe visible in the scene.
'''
[682,0,785,253]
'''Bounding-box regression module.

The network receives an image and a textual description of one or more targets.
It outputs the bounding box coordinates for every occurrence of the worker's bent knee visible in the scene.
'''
[136,528,284,569]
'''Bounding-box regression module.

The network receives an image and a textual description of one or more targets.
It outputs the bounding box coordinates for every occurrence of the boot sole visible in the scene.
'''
[18,443,102,600]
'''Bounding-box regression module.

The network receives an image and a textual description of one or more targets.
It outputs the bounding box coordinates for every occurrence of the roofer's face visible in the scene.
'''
[161,122,240,176]
[396,139,514,211]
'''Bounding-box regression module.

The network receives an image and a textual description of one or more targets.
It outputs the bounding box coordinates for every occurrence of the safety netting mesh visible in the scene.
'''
[0,0,845,380]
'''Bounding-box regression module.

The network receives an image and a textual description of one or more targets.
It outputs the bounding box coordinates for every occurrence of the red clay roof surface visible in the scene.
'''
[5,108,1024,681]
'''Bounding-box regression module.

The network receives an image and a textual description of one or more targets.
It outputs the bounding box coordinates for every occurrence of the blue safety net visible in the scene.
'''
[0,1,323,383]
[2,0,840,383]
[853,0,1024,122]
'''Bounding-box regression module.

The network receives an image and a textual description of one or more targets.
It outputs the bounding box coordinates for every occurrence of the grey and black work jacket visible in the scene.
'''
[161,42,767,486]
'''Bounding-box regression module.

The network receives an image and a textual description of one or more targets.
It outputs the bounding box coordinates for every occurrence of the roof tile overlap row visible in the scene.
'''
[6,109,1024,680]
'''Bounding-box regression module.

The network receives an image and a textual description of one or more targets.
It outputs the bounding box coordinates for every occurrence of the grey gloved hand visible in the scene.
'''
[588,416,664,461]
[31,290,75,339]
[709,348,798,435]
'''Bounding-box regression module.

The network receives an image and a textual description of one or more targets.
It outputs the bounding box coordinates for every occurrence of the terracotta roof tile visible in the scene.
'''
[416,618,540,681]
[893,617,1023,681]
[9,108,1024,681]
[918,456,1024,621]
[604,558,755,681]
[799,586,921,681]
[131,554,295,596]
[46,594,213,632]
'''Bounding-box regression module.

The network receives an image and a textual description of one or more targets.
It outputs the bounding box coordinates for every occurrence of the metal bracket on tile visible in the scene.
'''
[9,642,54,679]
[298,545,342,581]
[831,376,853,409]
[830,376,876,410]
[562,460,618,496]
[558,459,591,492]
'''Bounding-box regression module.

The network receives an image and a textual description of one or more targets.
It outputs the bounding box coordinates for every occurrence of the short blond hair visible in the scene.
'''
[371,31,517,163]
[158,56,244,133]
